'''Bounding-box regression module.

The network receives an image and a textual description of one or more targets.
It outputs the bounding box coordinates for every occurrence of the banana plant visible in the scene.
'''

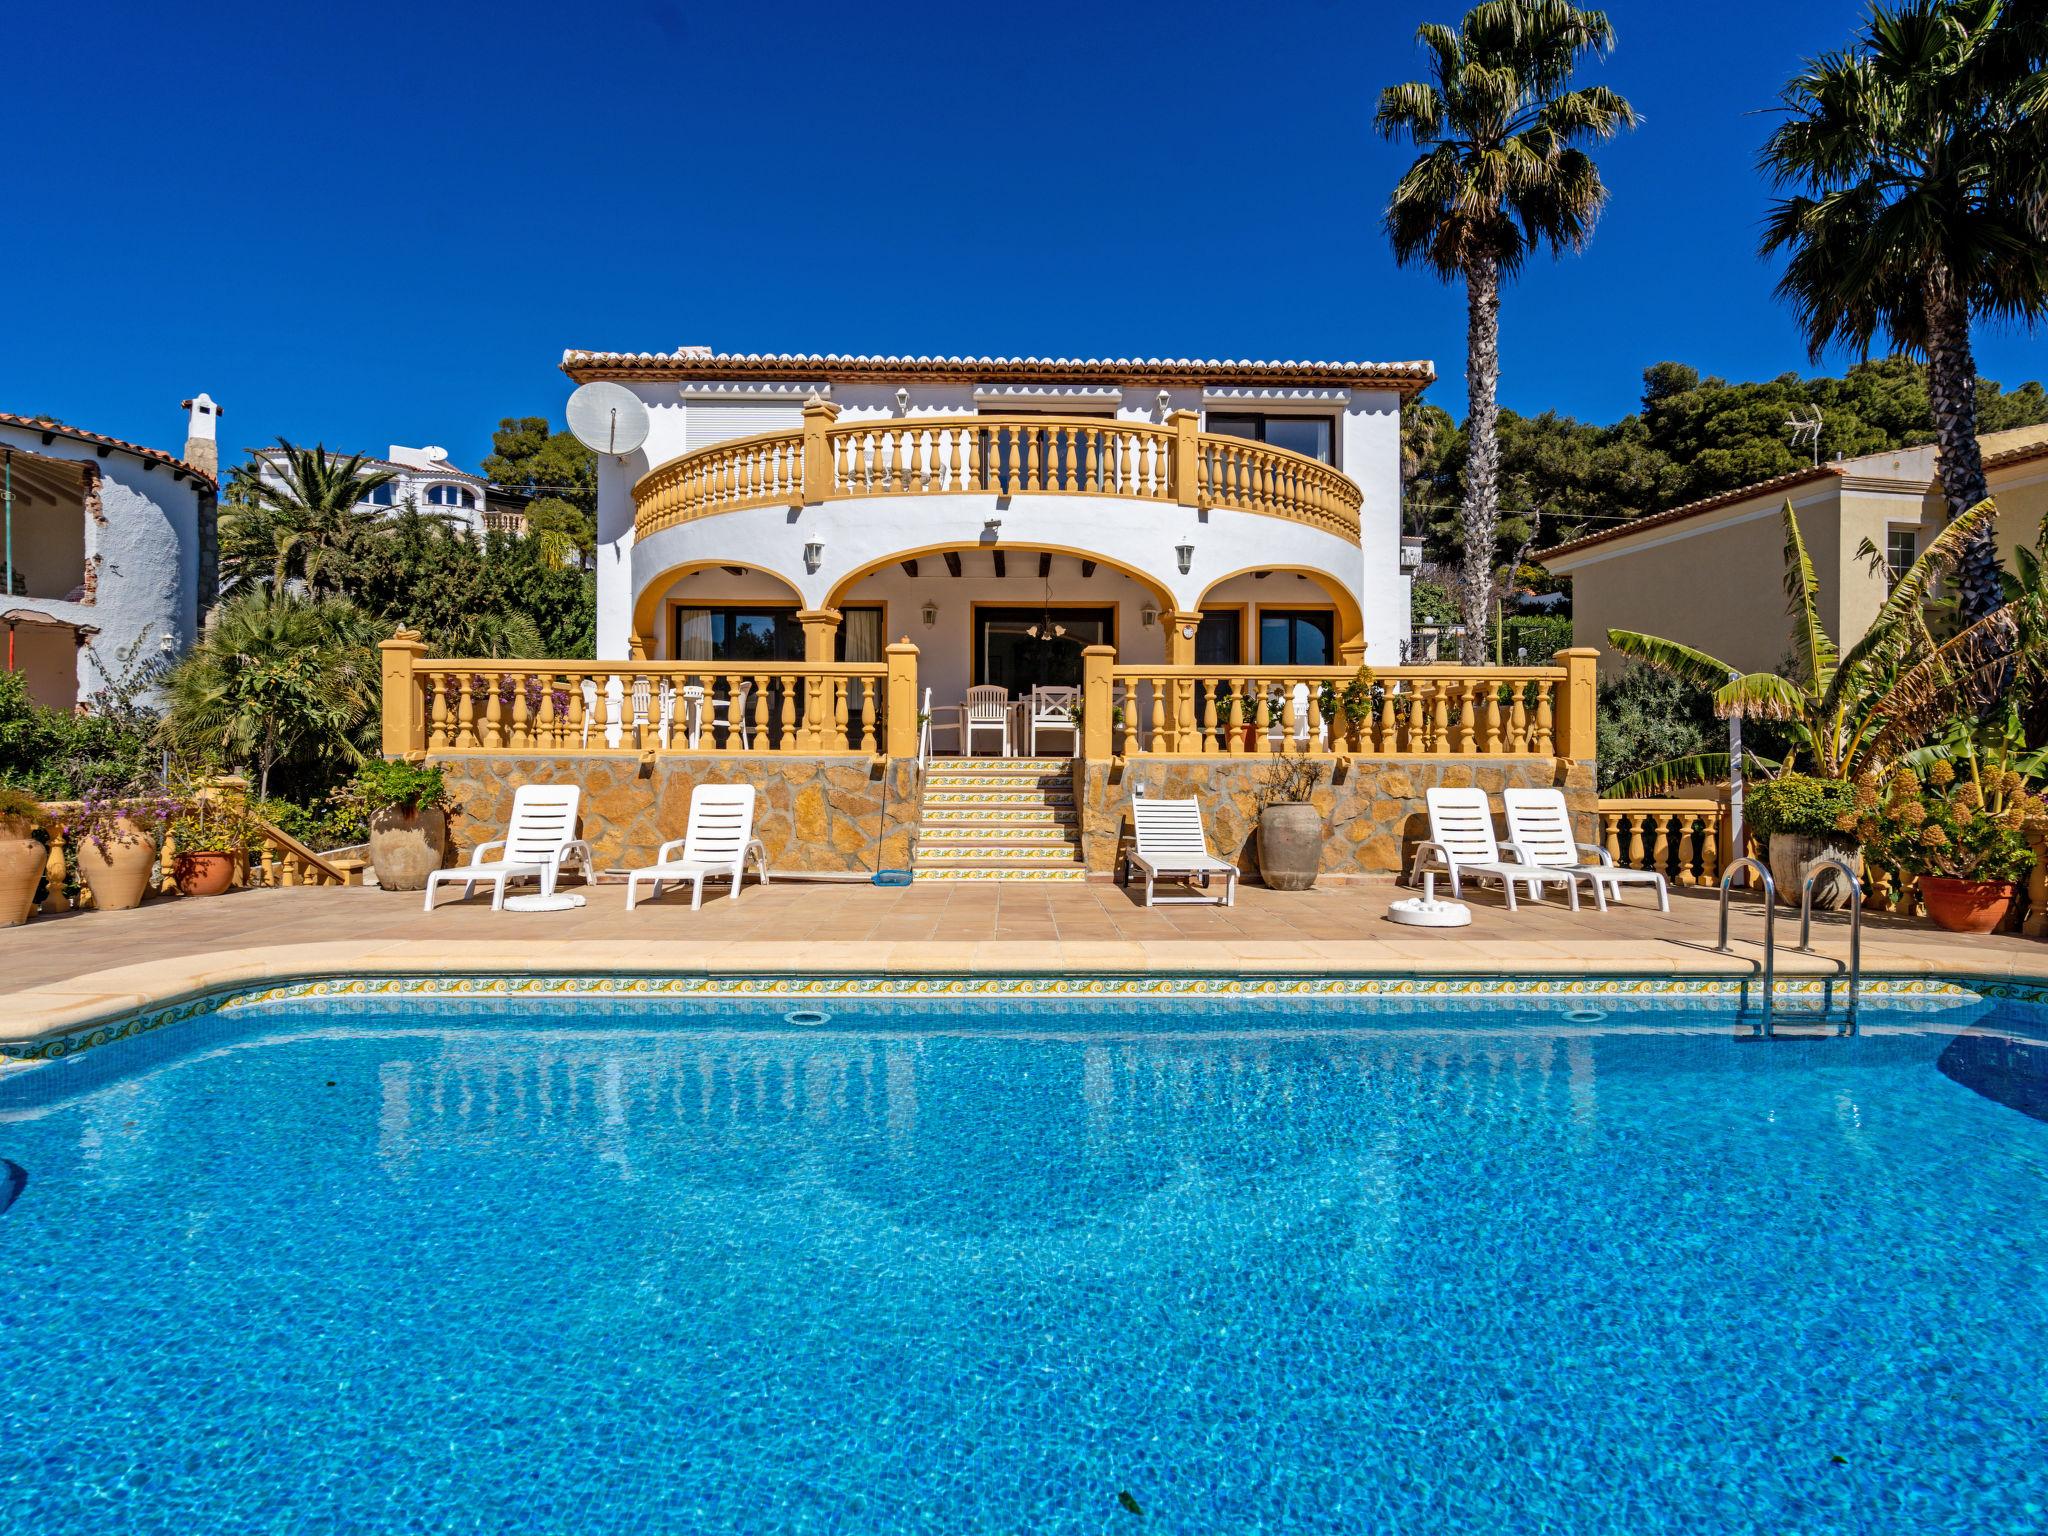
[1604,497,2020,793]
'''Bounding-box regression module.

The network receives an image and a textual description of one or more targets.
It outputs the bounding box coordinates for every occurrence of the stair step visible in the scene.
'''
[921,806,1073,825]
[912,864,1091,882]
[924,795,1074,812]
[923,774,1072,791]
[917,844,1085,863]
[921,826,1078,845]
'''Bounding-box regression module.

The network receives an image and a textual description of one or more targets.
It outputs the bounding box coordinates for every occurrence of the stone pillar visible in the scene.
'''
[1164,611,1204,666]
[1556,647,1600,766]
[800,396,841,506]
[797,607,843,662]
[1169,409,1202,506]
[1081,644,1116,760]
[378,629,427,758]
[885,638,919,758]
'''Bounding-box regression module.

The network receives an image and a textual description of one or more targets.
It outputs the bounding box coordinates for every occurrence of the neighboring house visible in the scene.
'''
[1,400,218,710]
[565,346,1430,711]
[1539,423,2048,674]
[251,443,490,537]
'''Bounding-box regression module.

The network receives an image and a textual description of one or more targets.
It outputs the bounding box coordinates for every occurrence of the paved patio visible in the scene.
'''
[5,873,2042,1046]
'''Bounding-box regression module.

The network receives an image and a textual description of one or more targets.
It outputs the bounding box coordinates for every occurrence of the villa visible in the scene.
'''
[370,346,1602,883]
[251,441,510,537]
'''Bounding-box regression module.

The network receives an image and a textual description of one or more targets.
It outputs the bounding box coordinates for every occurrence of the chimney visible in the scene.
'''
[181,393,220,478]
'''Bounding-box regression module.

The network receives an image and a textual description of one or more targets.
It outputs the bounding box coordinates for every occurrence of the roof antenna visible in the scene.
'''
[1785,405,1824,467]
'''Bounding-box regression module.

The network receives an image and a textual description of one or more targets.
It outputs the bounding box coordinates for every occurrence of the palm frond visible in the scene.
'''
[1779,502,1838,691]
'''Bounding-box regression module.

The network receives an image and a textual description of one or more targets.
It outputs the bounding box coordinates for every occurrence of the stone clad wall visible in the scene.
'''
[1075,758,1598,879]
[429,755,918,873]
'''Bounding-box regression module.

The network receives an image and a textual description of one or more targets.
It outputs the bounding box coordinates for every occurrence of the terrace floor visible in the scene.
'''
[5,874,2042,1044]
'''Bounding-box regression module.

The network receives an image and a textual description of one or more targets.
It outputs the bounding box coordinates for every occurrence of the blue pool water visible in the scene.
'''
[4,989,2048,1534]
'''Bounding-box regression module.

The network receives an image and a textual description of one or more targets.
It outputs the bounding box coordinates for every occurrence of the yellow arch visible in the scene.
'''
[630,558,805,658]
[824,540,1176,614]
[1195,565,1366,655]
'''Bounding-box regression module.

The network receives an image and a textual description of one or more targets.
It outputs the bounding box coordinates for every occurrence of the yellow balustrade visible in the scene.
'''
[399,659,895,757]
[632,413,1363,541]
[1594,799,1728,887]
[1098,663,1569,760]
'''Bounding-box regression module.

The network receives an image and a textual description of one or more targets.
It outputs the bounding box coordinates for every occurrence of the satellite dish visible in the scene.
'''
[566,382,650,457]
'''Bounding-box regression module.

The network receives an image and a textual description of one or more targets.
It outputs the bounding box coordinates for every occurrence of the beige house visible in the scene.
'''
[1540,424,2048,674]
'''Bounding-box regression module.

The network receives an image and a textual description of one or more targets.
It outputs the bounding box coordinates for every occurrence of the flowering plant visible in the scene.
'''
[55,791,179,857]
[1845,758,2037,883]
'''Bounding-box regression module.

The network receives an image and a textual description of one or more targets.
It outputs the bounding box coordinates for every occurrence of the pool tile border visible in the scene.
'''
[0,971,1989,1065]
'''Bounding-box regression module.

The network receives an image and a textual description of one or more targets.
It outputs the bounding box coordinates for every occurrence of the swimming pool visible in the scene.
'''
[4,980,2046,1534]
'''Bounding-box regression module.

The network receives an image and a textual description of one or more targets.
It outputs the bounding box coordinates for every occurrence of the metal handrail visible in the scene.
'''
[1717,857,1777,1031]
[1796,856,1862,1024]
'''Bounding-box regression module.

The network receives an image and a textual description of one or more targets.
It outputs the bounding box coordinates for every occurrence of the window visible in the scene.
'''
[1195,609,1243,666]
[671,605,883,662]
[358,482,395,507]
[974,607,1115,691]
[1887,527,1919,581]
[1258,609,1334,666]
[1205,412,1335,465]
[427,485,476,508]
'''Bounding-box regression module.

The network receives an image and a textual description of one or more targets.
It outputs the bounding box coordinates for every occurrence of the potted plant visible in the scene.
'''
[60,792,176,912]
[1745,773,1859,908]
[356,760,454,891]
[167,788,256,897]
[1318,665,1376,753]
[0,787,50,926]
[1254,752,1327,891]
[1854,760,2037,934]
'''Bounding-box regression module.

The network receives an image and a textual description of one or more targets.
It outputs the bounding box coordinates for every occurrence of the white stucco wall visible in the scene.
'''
[590,375,1411,663]
[0,419,206,705]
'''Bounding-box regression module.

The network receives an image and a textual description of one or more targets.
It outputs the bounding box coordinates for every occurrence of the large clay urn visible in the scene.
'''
[1257,802,1325,891]
[1918,876,2015,935]
[0,836,44,925]
[1766,832,1863,910]
[175,851,238,897]
[368,806,448,891]
[76,820,159,912]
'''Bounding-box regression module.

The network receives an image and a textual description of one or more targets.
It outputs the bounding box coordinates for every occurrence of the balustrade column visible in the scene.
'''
[378,629,427,758]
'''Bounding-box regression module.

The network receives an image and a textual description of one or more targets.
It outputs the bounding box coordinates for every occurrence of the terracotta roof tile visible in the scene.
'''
[560,349,1435,394]
[0,411,216,490]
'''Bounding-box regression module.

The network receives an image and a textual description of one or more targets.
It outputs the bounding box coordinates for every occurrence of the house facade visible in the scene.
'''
[1541,423,2048,674]
[571,348,1428,710]
[2,403,217,711]
[252,443,492,537]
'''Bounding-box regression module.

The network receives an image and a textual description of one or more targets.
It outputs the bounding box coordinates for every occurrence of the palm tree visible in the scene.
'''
[1760,0,2048,622]
[1376,0,1636,664]
[218,441,398,599]
[1605,498,2020,791]
[161,592,381,797]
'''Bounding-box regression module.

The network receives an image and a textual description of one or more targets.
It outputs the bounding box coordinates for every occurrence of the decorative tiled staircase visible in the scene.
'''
[914,759,1088,882]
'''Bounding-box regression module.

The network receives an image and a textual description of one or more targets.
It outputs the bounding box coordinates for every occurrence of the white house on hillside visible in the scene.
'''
[565,348,1430,710]
[252,443,491,537]
[2,401,217,710]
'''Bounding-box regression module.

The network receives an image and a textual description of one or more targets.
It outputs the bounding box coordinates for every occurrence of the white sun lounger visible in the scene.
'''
[1127,797,1239,907]
[424,784,592,911]
[1503,787,1668,912]
[1408,787,1579,911]
[624,784,767,910]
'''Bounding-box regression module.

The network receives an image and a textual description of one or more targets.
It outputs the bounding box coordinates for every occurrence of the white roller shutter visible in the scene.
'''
[684,401,805,452]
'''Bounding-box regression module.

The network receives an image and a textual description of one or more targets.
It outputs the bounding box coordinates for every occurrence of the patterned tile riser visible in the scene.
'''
[2,973,1991,1066]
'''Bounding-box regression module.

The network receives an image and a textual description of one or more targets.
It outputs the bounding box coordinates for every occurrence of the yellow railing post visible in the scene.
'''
[1169,409,1202,507]
[884,639,919,758]
[1082,644,1116,759]
[378,628,428,758]
[1555,647,1599,766]
[800,396,840,505]
[797,607,842,662]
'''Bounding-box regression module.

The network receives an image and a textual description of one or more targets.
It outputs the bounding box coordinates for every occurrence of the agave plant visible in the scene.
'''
[1604,497,2020,792]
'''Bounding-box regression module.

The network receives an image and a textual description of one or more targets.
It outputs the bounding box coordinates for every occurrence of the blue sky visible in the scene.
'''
[10,0,2043,472]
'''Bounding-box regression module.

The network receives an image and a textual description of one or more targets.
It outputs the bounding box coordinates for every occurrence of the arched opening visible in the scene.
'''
[629,559,809,661]
[1195,566,1366,668]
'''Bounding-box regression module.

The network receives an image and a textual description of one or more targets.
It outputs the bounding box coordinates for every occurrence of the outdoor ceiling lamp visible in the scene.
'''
[1025,582,1067,641]
[803,539,824,573]
[921,600,938,628]
[1175,542,1194,575]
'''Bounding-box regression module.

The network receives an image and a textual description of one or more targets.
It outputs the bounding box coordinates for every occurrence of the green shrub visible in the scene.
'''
[1746,773,1856,840]
[1594,662,1719,793]
[353,759,451,815]
[1500,614,1572,664]
[1411,579,1459,627]
[0,668,161,800]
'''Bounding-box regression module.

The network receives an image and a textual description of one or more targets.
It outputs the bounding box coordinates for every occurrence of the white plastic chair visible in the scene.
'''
[579,677,601,748]
[1027,685,1079,756]
[624,785,768,910]
[1127,797,1239,907]
[1503,787,1669,912]
[1408,787,1579,911]
[921,686,963,761]
[963,685,1011,756]
[681,680,752,750]
[424,785,592,911]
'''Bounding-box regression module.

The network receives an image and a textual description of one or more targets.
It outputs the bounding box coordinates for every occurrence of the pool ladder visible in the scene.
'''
[1716,856,1862,1036]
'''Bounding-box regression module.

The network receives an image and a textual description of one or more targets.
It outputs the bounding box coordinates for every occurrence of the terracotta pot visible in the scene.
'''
[76,821,159,911]
[0,836,44,926]
[1917,876,2014,935]
[1257,802,1324,891]
[1766,832,1862,910]
[175,850,238,897]
[368,806,447,892]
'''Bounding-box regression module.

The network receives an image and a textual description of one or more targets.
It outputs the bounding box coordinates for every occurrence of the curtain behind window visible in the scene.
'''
[841,607,883,663]
[676,608,714,661]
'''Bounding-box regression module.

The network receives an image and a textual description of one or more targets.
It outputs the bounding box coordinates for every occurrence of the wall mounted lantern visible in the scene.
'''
[1140,603,1159,629]
[921,600,939,628]
[803,540,824,573]
[895,387,910,415]
[1156,388,1172,419]
[1175,542,1194,575]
